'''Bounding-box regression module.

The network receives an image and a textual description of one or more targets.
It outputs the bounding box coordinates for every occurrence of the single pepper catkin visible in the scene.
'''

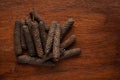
[14,21,22,56]
[39,21,47,50]
[18,55,43,65]
[20,22,27,50]
[61,18,74,39]
[53,24,61,61]
[45,21,57,55]
[18,55,53,65]
[31,21,44,57]
[22,25,36,56]
[61,35,76,49]
[61,48,81,59]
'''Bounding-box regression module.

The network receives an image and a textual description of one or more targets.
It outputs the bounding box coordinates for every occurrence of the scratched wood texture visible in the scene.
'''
[0,0,120,80]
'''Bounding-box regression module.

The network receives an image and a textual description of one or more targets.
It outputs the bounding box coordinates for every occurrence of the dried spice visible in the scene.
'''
[18,55,54,65]
[45,21,57,55]
[53,24,61,61]
[29,10,49,32]
[61,35,75,49]
[39,21,47,50]
[31,21,44,57]
[14,21,22,56]
[25,18,32,31]
[14,10,81,67]
[29,10,41,22]
[61,18,74,39]
[22,25,36,56]
[20,22,27,50]
[61,48,81,59]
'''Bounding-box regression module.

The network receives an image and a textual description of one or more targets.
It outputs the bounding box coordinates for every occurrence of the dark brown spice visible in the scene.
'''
[39,21,47,51]
[61,48,81,59]
[20,22,27,50]
[25,18,32,30]
[29,10,49,31]
[61,35,76,49]
[14,21,23,56]
[29,10,41,22]
[61,18,74,39]
[22,25,36,56]
[45,21,57,55]
[18,55,53,65]
[14,10,80,66]
[53,24,61,61]
[31,22,44,57]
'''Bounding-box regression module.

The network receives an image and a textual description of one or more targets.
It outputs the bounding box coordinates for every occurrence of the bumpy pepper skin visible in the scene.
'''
[45,21,57,55]
[14,21,23,56]
[61,18,74,39]
[18,55,54,66]
[61,48,81,59]
[31,22,44,57]
[39,21,47,51]
[53,24,61,61]
[22,25,36,56]
[61,35,76,49]
[20,22,27,50]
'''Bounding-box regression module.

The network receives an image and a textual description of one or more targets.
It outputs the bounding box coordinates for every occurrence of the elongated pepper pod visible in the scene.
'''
[31,22,44,57]
[20,22,27,50]
[45,21,57,55]
[53,24,61,61]
[61,48,81,59]
[18,55,54,65]
[14,21,22,56]
[22,25,36,56]
[39,21,47,50]
[61,35,76,49]
[61,18,74,39]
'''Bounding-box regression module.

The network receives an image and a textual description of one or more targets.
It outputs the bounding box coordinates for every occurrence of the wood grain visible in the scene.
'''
[0,0,120,80]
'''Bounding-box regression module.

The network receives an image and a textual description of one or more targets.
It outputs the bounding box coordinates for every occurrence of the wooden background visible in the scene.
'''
[0,0,120,80]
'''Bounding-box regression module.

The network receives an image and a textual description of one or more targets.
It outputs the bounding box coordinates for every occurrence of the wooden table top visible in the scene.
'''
[0,0,120,80]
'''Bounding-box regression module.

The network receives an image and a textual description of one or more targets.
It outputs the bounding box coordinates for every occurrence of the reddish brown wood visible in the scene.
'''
[0,0,120,80]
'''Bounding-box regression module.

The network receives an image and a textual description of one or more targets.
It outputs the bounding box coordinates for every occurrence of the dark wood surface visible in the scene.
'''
[0,0,120,80]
